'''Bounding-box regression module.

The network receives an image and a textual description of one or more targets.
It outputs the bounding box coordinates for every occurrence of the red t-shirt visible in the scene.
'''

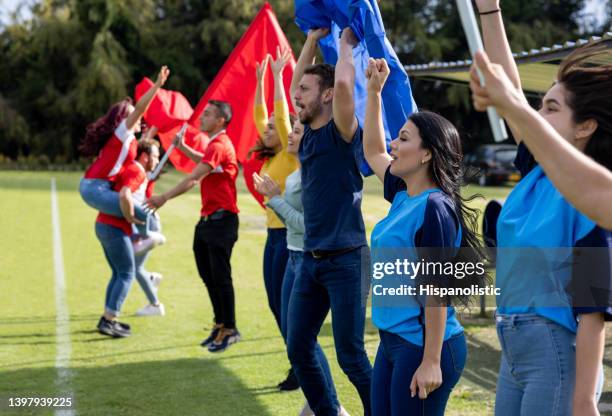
[84,120,137,181]
[96,162,147,235]
[145,179,156,199]
[199,132,239,216]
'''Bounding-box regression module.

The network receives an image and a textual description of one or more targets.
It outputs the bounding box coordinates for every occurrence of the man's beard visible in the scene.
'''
[299,101,322,125]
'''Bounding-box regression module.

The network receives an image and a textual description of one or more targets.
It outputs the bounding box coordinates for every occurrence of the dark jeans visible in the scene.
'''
[281,250,338,407]
[371,330,466,416]
[287,247,372,416]
[263,228,289,331]
[193,214,238,329]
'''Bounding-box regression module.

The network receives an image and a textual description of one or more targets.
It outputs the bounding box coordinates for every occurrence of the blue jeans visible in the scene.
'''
[95,222,136,315]
[371,330,466,416]
[80,178,149,235]
[134,251,158,305]
[495,314,576,416]
[281,250,338,406]
[263,228,289,331]
[287,247,372,416]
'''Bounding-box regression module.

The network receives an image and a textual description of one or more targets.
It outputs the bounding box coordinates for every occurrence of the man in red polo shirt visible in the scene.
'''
[147,100,240,353]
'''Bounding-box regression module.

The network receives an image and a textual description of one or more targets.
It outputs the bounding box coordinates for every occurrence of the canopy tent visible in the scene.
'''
[405,32,612,94]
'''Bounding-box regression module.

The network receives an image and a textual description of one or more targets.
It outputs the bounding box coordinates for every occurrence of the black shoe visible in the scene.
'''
[201,325,222,347]
[208,329,241,353]
[278,368,300,392]
[97,316,131,338]
[97,316,130,331]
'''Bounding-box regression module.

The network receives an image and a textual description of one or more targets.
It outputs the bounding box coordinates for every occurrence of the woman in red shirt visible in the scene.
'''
[78,66,169,225]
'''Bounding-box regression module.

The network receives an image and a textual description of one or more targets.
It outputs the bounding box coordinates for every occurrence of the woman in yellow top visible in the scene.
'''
[251,48,300,390]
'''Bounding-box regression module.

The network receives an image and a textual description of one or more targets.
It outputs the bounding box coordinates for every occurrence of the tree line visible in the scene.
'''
[0,0,609,163]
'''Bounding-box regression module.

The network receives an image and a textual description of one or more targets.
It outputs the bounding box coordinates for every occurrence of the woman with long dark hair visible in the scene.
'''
[250,48,300,390]
[79,66,169,226]
[469,2,612,415]
[364,57,487,415]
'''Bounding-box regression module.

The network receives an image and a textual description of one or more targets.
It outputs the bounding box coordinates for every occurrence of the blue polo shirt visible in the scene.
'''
[496,142,612,332]
[371,167,464,347]
[299,119,367,251]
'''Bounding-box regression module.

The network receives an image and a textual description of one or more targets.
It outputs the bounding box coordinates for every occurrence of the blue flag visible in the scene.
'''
[295,0,417,175]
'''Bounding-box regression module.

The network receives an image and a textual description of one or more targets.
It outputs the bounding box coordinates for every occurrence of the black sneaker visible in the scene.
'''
[278,368,300,392]
[97,316,130,331]
[208,329,241,353]
[201,326,222,347]
[97,316,131,338]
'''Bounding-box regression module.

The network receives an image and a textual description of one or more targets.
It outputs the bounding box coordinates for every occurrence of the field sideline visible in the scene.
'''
[1,170,611,415]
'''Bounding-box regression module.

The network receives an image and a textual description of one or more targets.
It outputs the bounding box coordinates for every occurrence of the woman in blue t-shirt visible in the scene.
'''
[363,58,488,415]
[469,2,612,415]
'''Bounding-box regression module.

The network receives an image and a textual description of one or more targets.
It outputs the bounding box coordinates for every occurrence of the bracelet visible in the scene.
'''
[480,9,501,15]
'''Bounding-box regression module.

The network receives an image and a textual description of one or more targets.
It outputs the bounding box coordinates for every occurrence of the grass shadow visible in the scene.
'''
[0,358,272,416]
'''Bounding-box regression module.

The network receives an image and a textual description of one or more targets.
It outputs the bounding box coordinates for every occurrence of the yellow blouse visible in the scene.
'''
[254,99,298,229]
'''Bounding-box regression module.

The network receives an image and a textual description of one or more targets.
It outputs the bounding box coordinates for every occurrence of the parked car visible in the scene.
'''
[465,144,521,186]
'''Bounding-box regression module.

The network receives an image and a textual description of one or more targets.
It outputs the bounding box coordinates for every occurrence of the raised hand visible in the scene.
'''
[307,28,330,42]
[270,47,292,77]
[172,126,187,149]
[469,50,526,116]
[365,58,390,94]
[156,65,170,87]
[256,55,270,82]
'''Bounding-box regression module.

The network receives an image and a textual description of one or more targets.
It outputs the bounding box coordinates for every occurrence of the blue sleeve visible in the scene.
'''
[515,142,538,178]
[572,226,612,318]
[415,193,460,249]
[383,165,406,203]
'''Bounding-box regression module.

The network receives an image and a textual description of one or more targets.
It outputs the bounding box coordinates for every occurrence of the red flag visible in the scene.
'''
[189,2,296,163]
[135,78,208,173]
[135,78,193,132]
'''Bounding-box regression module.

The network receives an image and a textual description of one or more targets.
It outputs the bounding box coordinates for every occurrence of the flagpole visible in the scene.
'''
[456,0,508,142]
[148,123,187,181]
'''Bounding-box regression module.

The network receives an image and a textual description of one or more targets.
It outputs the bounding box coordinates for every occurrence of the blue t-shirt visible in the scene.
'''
[496,142,612,332]
[299,119,367,251]
[371,167,464,346]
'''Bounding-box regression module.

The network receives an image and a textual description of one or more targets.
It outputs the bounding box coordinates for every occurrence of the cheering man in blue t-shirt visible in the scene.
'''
[287,27,372,416]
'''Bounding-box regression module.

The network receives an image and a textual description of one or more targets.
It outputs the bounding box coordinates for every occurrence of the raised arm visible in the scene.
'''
[475,0,523,143]
[471,51,612,230]
[125,66,170,131]
[174,130,204,164]
[291,28,329,108]
[364,58,393,182]
[476,0,521,91]
[333,28,359,142]
[254,56,270,138]
[270,47,293,150]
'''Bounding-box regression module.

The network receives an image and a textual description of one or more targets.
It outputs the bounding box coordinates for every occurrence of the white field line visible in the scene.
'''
[51,178,76,416]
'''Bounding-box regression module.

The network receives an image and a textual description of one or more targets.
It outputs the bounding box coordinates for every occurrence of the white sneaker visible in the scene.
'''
[298,401,314,416]
[150,272,163,289]
[135,303,165,317]
[133,232,166,255]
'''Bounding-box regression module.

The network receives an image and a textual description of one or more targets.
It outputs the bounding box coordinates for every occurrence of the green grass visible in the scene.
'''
[1,170,611,415]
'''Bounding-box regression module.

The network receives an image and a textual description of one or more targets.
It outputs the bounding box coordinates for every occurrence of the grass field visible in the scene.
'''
[1,170,611,416]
